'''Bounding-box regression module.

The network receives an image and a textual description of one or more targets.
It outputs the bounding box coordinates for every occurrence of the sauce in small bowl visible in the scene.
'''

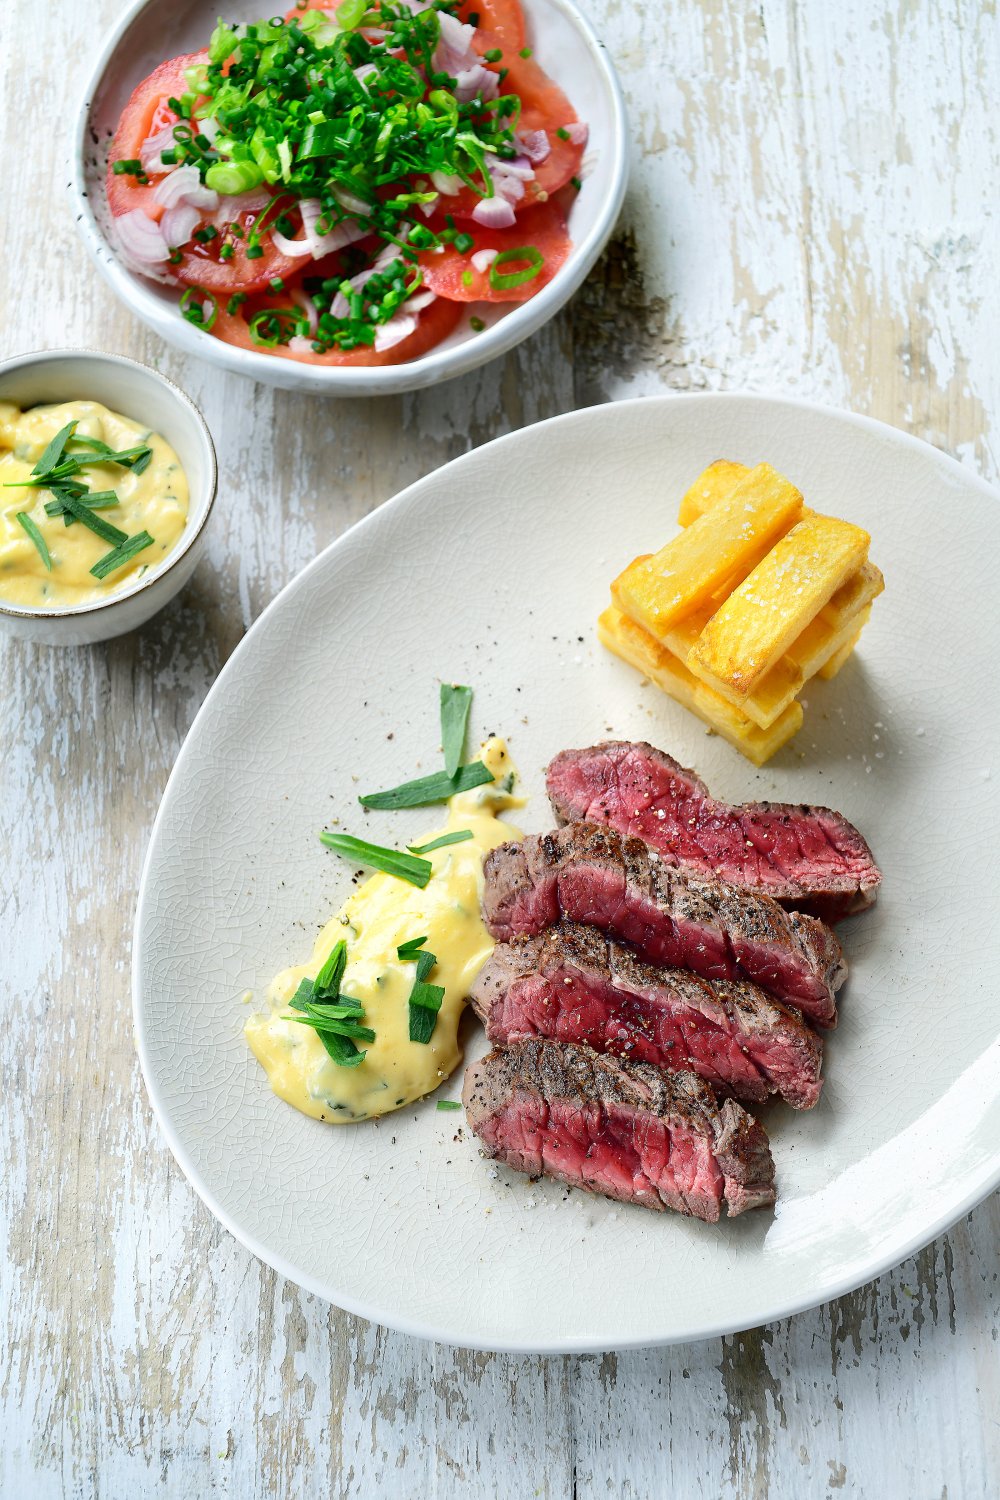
[0,351,216,645]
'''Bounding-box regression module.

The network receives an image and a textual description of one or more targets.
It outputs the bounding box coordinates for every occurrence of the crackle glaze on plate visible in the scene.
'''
[134,393,1000,1352]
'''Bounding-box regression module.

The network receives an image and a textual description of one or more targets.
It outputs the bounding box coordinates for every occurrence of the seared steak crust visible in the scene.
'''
[546,741,881,922]
[481,822,845,1025]
[472,923,823,1108]
[462,1038,777,1220]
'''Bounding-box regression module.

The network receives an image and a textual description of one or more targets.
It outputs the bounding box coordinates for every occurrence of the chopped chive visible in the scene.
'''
[440,682,473,777]
[483,48,502,62]
[469,315,485,332]
[358,760,493,810]
[556,127,571,141]
[436,1099,462,1111]
[519,46,532,58]
[15,512,51,570]
[89,531,155,580]
[570,176,582,190]
[407,829,474,855]
[319,832,433,887]
[453,231,474,255]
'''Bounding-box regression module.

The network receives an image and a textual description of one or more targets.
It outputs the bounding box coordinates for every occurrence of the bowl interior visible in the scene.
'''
[77,0,626,391]
[0,353,215,535]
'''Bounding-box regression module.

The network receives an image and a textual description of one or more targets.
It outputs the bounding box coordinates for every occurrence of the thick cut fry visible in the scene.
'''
[656,561,881,727]
[677,460,751,526]
[818,624,864,680]
[612,463,804,637]
[597,605,802,766]
[687,513,871,697]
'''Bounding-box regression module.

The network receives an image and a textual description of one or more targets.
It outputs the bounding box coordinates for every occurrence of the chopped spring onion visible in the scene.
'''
[90,531,155,580]
[358,760,494,810]
[15,512,51,570]
[489,245,544,291]
[407,829,474,856]
[319,832,433,888]
[440,682,473,778]
[436,1099,462,1111]
[179,286,218,330]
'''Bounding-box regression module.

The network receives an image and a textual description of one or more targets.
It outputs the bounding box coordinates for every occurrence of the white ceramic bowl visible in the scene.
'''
[0,350,217,646]
[72,0,628,396]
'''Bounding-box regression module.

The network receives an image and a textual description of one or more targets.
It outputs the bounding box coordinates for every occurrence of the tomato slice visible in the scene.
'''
[106,52,208,219]
[436,52,583,219]
[210,293,462,365]
[456,0,526,51]
[173,199,303,295]
[418,200,569,302]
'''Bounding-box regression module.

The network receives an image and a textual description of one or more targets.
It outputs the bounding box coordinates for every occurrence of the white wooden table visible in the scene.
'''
[4,2,999,1494]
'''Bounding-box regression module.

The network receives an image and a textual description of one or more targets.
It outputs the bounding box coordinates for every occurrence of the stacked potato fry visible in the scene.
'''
[599,460,884,765]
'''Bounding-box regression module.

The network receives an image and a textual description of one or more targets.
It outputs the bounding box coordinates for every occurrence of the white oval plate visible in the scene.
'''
[135,394,1000,1352]
[73,0,626,396]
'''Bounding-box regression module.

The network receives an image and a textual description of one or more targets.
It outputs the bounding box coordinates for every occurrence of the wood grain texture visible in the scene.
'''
[2,0,999,1495]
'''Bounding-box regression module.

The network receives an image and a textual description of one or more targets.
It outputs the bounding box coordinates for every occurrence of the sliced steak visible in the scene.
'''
[463,1038,776,1220]
[482,822,845,1026]
[472,923,823,1108]
[547,740,881,922]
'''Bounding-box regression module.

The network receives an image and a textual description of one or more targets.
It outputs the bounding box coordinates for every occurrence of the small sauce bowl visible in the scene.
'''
[0,349,217,645]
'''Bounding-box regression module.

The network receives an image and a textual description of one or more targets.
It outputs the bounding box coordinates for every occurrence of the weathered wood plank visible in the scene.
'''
[3,0,999,1496]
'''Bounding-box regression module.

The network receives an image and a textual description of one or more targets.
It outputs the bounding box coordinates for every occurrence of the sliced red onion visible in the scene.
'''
[288,335,316,355]
[140,123,181,174]
[160,202,202,248]
[495,155,535,182]
[565,122,589,146]
[433,11,478,75]
[330,266,379,318]
[471,195,516,229]
[407,290,437,312]
[152,166,219,211]
[374,312,418,352]
[353,63,378,88]
[289,288,319,337]
[211,187,271,229]
[490,166,526,205]
[430,170,462,196]
[418,195,439,218]
[517,129,551,163]
[270,198,369,259]
[332,183,372,217]
[198,116,221,143]
[471,248,498,274]
[115,208,171,264]
[454,64,500,103]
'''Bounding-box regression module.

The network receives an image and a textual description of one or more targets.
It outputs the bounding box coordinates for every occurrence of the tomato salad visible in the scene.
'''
[106,0,587,368]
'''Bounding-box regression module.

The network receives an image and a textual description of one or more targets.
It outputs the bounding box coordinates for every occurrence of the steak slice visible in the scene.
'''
[482,822,845,1026]
[547,740,881,922]
[463,1038,776,1220]
[472,923,823,1108]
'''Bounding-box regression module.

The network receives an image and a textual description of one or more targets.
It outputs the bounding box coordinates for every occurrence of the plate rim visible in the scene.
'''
[133,390,1000,1352]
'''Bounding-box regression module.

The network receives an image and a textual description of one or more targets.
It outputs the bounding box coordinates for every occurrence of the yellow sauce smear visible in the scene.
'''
[0,400,189,608]
[245,737,524,1123]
